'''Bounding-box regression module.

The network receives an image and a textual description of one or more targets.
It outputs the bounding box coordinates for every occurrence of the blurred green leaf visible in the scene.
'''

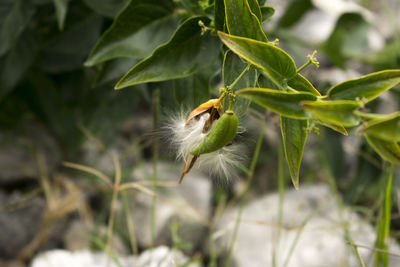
[236,88,316,119]
[0,0,35,57]
[361,112,400,142]
[277,0,312,28]
[325,13,369,68]
[223,51,257,117]
[371,40,400,70]
[224,0,267,41]
[214,0,225,31]
[280,117,308,189]
[85,0,176,66]
[53,0,69,30]
[327,70,400,102]
[260,6,274,22]
[115,17,219,89]
[365,134,400,165]
[288,73,320,96]
[83,0,126,18]
[301,100,360,127]
[218,32,297,89]
[0,30,37,98]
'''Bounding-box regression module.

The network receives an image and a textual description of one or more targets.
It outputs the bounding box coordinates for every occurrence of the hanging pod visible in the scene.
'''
[190,110,239,156]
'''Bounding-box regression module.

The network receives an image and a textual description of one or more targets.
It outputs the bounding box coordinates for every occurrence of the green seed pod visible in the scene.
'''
[190,110,239,156]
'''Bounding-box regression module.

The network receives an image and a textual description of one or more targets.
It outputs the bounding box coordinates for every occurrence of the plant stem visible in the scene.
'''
[223,120,266,267]
[228,64,250,90]
[374,162,394,267]
[150,89,160,249]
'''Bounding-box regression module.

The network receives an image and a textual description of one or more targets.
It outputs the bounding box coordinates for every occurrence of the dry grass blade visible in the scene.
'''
[118,182,155,196]
[347,242,400,258]
[63,161,112,187]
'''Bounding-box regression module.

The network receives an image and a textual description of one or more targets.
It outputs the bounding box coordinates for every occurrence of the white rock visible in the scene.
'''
[129,161,212,250]
[30,246,199,267]
[215,184,400,267]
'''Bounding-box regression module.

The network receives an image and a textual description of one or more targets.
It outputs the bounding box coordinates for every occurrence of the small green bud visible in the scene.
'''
[190,110,239,156]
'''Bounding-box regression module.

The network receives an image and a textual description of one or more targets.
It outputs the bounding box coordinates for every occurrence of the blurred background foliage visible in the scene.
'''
[1,0,400,264]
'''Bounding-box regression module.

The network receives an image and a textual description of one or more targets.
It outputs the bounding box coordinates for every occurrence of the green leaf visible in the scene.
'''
[280,117,308,189]
[224,0,267,42]
[277,0,312,28]
[260,6,275,22]
[0,0,35,57]
[83,0,126,18]
[223,51,257,117]
[288,73,321,96]
[214,0,225,31]
[314,120,348,136]
[53,0,69,30]
[327,70,400,102]
[325,13,369,68]
[84,0,176,66]
[301,100,360,127]
[115,17,219,89]
[361,112,400,142]
[236,88,316,119]
[365,134,400,165]
[247,0,262,22]
[218,32,297,89]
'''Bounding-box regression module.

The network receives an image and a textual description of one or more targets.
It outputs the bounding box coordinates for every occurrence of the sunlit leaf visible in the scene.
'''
[115,17,219,89]
[314,120,348,136]
[236,88,316,119]
[85,0,176,66]
[365,134,400,165]
[247,0,262,22]
[301,100,360,127]
[327,70,400,102]
[288,73,321,96]
[281,117,308,189]
[218,32,297,89]
[361,112,400,142]
[224,0,267,41]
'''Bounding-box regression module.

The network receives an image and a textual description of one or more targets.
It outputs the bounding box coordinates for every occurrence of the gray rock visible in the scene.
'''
[30,246,200,267]
[129,161,212,251]
[0,191,45,259]
[215,184,400,267]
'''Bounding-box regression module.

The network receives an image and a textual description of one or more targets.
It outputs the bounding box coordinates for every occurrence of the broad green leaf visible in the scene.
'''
[327,70,400,102]
[85,0,176,66]
[53,0,69,30]
[288,73,321,96]
[223,51,257,117]
[260,6,275,22]
[224,0,267,42]
[0,0,35,57]
[277,0,312,28]
[247,0,262,22]
[361,112,400,142]
[115,17,219,89]
[236,88,316,119]
[365,134,400,165]
[301,100,360,127]
[280,117,308,189]
[218,32,297,89]
[257,74,280,90]
[214,0,225,31]
[83,0,126,18]
[314,120,348,136]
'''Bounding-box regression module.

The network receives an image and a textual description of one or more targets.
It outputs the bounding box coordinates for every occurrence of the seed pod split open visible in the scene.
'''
[190,110,239,156]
